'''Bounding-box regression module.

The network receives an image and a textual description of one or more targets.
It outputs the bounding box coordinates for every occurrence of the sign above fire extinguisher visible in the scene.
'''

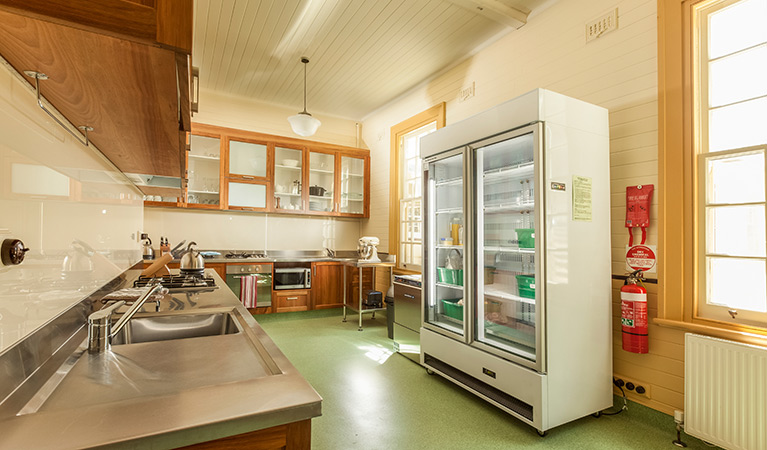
[625,244,657,274]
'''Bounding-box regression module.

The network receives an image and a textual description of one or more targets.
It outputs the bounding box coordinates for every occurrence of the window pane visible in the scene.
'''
[709,45,767,107]
[706,205,766,256]
[709,97,767,151]
[413,244,422,266]
[707,257,767,312]
[708,0,767,59]
[707,152,764,204]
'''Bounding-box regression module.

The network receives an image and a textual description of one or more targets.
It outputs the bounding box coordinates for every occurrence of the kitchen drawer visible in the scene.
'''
[275,291,309,313]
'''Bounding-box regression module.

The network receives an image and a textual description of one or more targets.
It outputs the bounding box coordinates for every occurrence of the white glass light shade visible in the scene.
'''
[288,112,321,137]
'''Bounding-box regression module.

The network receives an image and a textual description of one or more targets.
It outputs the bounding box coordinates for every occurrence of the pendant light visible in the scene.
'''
[288,57,321,137]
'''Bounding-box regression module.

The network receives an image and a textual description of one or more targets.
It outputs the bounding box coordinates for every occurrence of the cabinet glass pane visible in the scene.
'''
[425,153,464,336]
[340,156,365,214]
[188,135,221,206]
[229,141,267,178]
[475,132,537,362]
[274,147,304,211]
[309,152,335,212]
[228,182,266,209]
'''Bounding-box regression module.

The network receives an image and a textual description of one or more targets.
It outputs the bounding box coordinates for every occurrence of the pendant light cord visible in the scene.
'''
[301,57,309,114]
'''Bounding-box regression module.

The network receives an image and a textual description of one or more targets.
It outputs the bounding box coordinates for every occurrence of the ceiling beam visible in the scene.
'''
[444,0,528,28]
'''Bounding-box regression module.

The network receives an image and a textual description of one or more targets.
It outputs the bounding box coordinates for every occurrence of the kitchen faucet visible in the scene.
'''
[87,284,163,353]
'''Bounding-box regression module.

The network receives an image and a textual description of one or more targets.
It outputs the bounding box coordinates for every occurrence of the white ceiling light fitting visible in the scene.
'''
[288,57,321,137]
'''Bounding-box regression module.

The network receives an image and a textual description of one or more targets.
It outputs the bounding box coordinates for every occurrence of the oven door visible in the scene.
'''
[273,268,310,290]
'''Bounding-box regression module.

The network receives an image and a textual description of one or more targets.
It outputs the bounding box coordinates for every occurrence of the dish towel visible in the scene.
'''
[240,275,258,308]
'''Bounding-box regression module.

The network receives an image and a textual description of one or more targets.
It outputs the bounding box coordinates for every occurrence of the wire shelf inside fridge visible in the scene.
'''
[483,162,534,180]
[435,176,463,187]
[436,207,464,214]
[483,246,534,254]
[483,202,534,213]
[484,286,535,305]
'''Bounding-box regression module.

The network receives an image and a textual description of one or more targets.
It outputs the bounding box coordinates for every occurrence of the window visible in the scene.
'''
[695,0,767,326]
[389,104,445,272]
[659,0,767,333]
[398,123,435,270]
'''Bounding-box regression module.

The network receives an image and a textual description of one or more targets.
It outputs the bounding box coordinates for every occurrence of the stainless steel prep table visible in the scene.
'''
[342,259,394,331]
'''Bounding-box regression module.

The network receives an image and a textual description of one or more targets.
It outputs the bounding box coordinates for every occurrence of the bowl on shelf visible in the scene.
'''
[282,159,299,167]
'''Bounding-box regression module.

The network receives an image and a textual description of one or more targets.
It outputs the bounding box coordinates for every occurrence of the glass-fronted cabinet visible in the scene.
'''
[339,155,366,215]
[424,150,465,337]
[187,134,222,208]
[475,130,538,363]
[274,146,305,212]
[308,150,335,213]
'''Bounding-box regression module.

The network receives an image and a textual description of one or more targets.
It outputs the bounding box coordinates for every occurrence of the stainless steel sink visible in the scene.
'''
[111,312,241,345]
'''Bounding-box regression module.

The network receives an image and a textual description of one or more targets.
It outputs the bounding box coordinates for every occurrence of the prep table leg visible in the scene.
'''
[358,266,363,331]
[342,265,347,322]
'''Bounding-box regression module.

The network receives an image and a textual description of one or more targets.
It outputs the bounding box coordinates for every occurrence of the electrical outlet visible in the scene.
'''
[586,8,618,42]
[613,374,651,399]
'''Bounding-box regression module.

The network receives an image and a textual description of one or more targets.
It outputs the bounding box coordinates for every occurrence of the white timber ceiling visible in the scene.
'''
[193,0,550,119]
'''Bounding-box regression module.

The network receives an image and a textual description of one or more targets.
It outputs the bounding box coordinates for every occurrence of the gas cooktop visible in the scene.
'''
[224,252,267,259]
[133,274,218,292]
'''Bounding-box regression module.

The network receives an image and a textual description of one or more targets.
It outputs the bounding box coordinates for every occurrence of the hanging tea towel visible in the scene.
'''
[240,274,258,308]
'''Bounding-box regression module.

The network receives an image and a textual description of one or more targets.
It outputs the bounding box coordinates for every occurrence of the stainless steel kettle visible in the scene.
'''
[179,241,205,274]
[142,237,154,260]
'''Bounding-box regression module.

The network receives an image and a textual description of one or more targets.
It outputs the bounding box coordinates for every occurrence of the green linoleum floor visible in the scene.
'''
[256,309,716,450]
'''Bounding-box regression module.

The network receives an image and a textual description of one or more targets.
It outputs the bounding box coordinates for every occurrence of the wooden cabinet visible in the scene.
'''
[0,1,193,197]
[311,262,344,309]
[150,124,370,217]
[274,290,310,313]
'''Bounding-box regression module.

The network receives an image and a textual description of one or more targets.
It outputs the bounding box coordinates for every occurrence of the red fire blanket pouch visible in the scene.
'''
[625,185,653,246]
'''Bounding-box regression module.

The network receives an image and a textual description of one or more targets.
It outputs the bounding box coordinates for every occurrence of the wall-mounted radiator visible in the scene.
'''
[685,333,767,450]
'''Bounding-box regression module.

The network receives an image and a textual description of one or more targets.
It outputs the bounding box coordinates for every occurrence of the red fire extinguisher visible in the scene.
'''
[621,270,648,353]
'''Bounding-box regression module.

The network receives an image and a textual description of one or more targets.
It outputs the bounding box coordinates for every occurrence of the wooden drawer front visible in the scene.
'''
[275,292,309,312]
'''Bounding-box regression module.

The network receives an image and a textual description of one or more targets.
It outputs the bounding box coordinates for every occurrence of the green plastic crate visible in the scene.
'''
[441,298,463,320]
[515,228,535,248]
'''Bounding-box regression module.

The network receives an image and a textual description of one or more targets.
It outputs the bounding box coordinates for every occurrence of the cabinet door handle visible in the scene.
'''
[404,293,415,299]
[242,175,255,180]
[286,297,298,300]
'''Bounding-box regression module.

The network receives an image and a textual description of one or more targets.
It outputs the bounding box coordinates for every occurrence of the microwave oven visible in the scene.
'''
[273,267,311,290]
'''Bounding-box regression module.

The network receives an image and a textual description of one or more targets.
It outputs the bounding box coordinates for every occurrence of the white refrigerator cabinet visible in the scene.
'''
[419,89,612,434]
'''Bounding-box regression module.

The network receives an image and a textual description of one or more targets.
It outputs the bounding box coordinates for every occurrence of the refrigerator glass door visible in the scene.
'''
[424,151,466,338]
[474,125,542,367]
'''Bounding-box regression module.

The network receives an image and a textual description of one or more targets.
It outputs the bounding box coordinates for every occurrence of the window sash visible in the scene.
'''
[695,0,767,327]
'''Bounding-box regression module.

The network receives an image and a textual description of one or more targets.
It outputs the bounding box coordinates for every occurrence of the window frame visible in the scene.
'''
[389,103,445,274]
[658,0,767,339]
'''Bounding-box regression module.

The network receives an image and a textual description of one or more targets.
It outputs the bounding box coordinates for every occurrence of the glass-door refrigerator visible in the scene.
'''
[420,89,612,435]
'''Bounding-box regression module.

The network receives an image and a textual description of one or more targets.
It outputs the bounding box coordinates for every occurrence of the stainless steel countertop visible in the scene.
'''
[0,270,322,449]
